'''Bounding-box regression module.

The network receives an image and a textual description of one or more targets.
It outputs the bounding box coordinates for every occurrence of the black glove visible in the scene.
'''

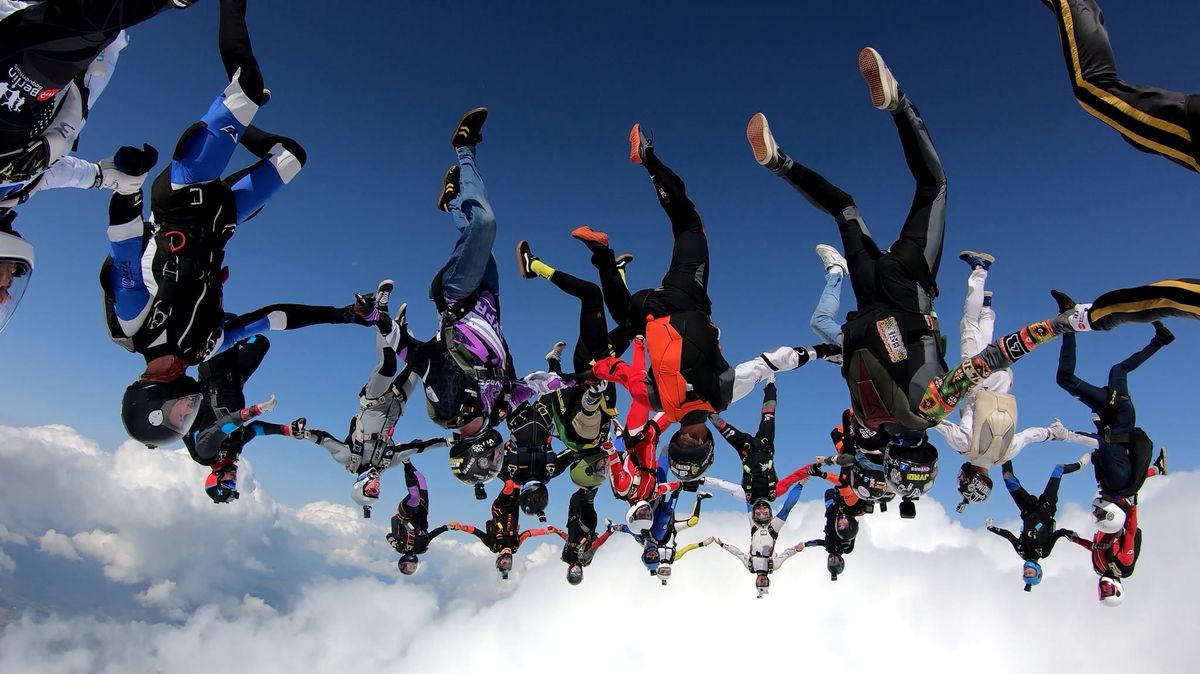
[813,343,842,362]
[288,417,309,439]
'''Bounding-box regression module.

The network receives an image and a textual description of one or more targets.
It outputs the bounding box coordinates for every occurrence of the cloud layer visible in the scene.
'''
[1,424,1198,674]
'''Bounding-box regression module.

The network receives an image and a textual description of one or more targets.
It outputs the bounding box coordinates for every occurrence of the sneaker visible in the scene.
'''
[545,340,566,362]
[815,244,847,275]
[958,250,995,271]
[629,123,651,165]
[1050,289,1075,314]
[570,225,610,249]
[1152,320,1175,346]
[515,240,538,279]
[746,113,785,170]
[858,47,900,112]
[1048,418,1068,441]
[982,291,993,308]
[375,279,394,315]
[436,164,460,212]
[614,253,634,271]
[1154,447,1168,476]
[451,107,488,148]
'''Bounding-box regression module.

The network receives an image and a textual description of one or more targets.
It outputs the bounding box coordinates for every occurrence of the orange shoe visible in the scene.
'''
[570,225,610,249]
[628,123,650,164]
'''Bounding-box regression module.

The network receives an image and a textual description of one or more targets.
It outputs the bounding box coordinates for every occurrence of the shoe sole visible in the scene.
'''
[570,225,609,247]
[958,250,996,264]
[746,113,777,166]
[515,240,537,279]
[614,253,634,268]
[629,123,644,165]
[814,244,846,271]
[859,48,895,111]
[376,279,395,311]
[451,107,488,147]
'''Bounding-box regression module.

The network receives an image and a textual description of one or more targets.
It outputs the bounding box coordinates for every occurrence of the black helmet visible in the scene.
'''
[398,553,419,576]
[121,376,203,448]
[883,436,939,500]
[852,466,892,502]
[448,427,504,486]
[667,430,714,482]
[834,513,859,541]
[955,462,994,512]
[566,564,584,586]
[827,553,845,580]
[519,480,549,518]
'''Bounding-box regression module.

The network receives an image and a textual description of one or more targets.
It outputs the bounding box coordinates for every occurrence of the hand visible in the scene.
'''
[254,394,277,414]
[1078,452,1092,466]
[813,343,842,362]
[97,144,159,194]
[289,417,309,439]
[0,138,49,181]
[808,463,825,478]
[792,542,805,552]
[985,518,994,528]
[385,533,400,552]
[710,536,722,546]
[448,521,461,530]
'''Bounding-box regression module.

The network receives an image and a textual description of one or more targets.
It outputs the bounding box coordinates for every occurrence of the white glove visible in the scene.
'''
[985,518,994,528]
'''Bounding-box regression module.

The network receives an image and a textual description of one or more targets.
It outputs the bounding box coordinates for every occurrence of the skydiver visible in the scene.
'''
[610,488,709,584]
[104,0,333,447]
[499,396,586,520]
[446,479,559,579]
[934,252,1085,513]
[387,460,451,576]
[0,0,189,188]
[516,228,634,454]
[393,107,585,492]
[1040,0,1200,172]
[804,486,868,582]
[984,456,1091,591]
[547,486,614,585]
[284,284,451,516]
[1055,313,1172,526]
[622,122,840,485]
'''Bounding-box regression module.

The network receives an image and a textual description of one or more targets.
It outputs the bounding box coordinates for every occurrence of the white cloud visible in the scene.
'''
[0,424,1198,674]
[37,530,80,561]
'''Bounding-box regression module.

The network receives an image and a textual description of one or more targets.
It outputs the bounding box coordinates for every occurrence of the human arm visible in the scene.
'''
[774,541,805,569]
[393,436,451,463]
[190,395,278,462]
[776,481,804,521]
[446,521,489,545]
[701,476,746,502]
[985,521,1022,555]
[717,541,752,570]
[591,528,614,550]
[1115,505,1138,567]
[592,355,652,411]
[518,528,558,544]
[931,419,970,454]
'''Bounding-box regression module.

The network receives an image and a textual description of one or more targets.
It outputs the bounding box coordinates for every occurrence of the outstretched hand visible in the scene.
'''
[985,518,994,528]
[288,417,309,439]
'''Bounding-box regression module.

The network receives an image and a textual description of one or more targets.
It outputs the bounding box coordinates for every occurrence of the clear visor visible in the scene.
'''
[153,393,203,435]
[0,258,32,334]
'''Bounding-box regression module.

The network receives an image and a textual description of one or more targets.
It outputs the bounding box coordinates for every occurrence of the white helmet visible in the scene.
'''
[1098,577,1124,607]
[1092,497,1126,535]
[626,501,653,533]
[656,562,672,585]
[351,470,381,517]
[0,228,34,334]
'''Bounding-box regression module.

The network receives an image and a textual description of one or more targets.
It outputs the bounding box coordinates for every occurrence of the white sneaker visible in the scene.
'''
[746,113,784,170]
[545,340,566,362]
[859,47,900,112]
[375,279,394,315]
[815,244,847,275]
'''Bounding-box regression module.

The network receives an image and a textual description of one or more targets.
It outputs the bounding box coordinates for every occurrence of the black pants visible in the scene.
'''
[634,147,712,323]
[781,96,946,315]
[1003,461,1063,514]
[1056,331,1161,435]
[549,252,631,370]
[216,0,265,105]
[223,303,351,335]
[1049,0,1200,172]
[0,0,173,146]
[566,487,598,542]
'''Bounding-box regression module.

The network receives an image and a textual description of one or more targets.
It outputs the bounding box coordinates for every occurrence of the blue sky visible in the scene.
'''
[2,0,1198,532]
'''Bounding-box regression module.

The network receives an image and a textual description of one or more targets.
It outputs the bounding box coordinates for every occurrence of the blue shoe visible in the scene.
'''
[959,250,994,271]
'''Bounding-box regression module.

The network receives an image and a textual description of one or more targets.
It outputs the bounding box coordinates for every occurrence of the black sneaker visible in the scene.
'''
[515,240,538,279]
[1152,320,1175,346]
[1050,289,1075,314]
[451,107,488,148]
[1154,447,1169,476]
[436,164,460,212]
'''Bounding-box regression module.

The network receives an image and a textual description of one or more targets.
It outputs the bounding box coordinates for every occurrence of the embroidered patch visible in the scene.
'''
[876,317,908,363]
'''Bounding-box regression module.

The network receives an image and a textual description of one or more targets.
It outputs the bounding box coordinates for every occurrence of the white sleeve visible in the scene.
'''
[41,84,85,166]
[704,477,746,501]
[718,542,751,570]
[773,545,801,569]
[82,31,128,106]
[34,154,99,191]
[932,419,970,454]
[729,346,803,406]
[313,433,353,466]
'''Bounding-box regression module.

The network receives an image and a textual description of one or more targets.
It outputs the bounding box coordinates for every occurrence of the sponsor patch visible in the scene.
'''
[876,317,908,363]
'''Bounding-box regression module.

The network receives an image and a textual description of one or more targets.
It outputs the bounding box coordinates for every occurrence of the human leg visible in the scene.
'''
[442,143,498,299]
[810,265,845,346]
[1056,332,1109,413]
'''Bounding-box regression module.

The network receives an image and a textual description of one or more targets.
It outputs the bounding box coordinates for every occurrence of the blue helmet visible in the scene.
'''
[1023,560,1043,587]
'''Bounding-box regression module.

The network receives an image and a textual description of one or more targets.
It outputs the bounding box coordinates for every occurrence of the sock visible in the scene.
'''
[531,259,555,279]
